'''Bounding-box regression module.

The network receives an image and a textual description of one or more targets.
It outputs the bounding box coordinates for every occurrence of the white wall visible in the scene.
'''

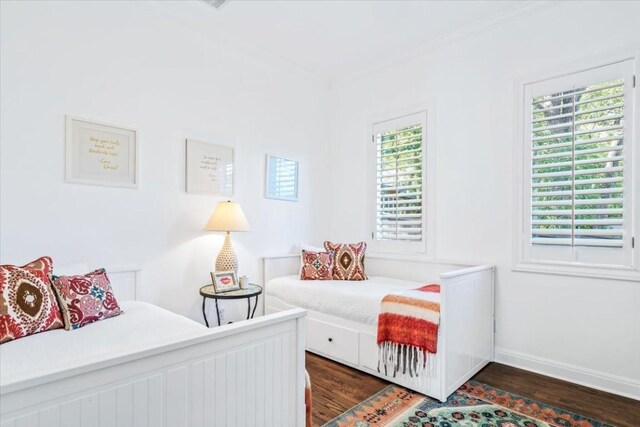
[0,1,331,323]
[328,2,640,398]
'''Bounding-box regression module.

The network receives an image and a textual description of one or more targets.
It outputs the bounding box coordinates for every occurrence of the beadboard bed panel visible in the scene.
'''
[1,310,307,427]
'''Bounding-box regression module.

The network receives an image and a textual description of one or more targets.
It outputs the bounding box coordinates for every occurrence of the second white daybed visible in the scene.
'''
[263,254,494,402]
[1,268,307,426]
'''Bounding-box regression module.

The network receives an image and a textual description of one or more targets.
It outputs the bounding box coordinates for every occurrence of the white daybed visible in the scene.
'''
[0,268,307,427]
[263,254,494,402]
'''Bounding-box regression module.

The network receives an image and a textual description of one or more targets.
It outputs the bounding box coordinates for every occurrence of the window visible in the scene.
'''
[265,155,299,201]
[371,111,428,254]
[518,58,638,279]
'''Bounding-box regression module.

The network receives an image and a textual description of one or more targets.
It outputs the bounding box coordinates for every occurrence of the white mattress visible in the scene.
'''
[266,275,426,325]
[0,301,208,385]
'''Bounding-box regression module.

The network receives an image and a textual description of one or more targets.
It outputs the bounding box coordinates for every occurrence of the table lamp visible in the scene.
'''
[205,201,250,273]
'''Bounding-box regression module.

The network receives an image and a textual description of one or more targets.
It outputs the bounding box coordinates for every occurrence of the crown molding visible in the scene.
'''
[146,0,332,90]
[145,0,557,88]
[332,1,558,85]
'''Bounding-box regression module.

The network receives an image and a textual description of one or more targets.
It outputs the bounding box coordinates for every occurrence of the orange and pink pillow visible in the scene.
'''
[323,241,368,281]
[0,256,64,344]
[51,269,123,330]
[300,250,334,280]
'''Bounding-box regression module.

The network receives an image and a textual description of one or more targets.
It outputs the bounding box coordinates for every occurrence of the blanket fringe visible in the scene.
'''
[377,342,436,378]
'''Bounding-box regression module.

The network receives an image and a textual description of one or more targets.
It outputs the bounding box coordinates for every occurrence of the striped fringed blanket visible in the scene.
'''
[377,284,441,378]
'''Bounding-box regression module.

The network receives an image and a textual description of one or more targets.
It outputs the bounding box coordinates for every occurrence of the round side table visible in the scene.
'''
[199,284,263,327]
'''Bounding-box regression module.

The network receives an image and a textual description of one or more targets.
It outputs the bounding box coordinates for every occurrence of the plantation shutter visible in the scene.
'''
[529,67,631,249]
[374,113,425,242]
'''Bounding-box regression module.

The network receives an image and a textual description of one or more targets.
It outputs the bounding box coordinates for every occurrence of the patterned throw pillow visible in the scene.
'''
[51,269,123,330]
[0,256,64,344]
[323,241,368,281]
[300,251,334,280]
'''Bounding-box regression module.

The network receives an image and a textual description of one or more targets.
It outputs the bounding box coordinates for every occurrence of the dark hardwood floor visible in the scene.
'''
[306,352,639,427]
[306,352,389,425]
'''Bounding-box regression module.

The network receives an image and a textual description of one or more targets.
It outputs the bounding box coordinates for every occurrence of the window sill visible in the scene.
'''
[513,260,640,282]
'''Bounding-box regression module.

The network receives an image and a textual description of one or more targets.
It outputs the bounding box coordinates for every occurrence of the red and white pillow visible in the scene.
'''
[323,241,368,281]
[300,250,334,280]
[51,269,123,330]
[0,256,64,344]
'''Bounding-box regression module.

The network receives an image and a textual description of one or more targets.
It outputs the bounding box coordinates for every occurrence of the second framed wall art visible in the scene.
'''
[185,139,234,196]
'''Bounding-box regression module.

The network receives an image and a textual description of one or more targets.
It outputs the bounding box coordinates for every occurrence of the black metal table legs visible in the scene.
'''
[202,297,209,328]
[214,299,221,326]
[251,295,259,319]
[203,295,260,327]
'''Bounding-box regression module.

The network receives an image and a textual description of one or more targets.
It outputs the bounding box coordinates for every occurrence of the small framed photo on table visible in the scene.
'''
[210,271,239,293]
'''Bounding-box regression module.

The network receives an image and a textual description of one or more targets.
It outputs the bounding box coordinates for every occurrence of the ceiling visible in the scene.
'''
[169,0,541,81]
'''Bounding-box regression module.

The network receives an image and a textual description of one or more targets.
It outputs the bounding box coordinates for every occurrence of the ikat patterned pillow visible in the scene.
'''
[51,269,123,330]
[323,241,368,281]
[0,256,64,344]
[300,250,334,280]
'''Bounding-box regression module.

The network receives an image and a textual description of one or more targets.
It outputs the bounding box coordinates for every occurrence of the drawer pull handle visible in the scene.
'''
[328,337,333,342]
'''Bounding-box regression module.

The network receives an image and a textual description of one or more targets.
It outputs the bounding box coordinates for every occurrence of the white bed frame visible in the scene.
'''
[263,254,495,402]
[0,269,307,427]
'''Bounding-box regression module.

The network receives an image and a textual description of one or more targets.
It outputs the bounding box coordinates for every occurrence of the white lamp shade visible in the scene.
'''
[205,201,251,232]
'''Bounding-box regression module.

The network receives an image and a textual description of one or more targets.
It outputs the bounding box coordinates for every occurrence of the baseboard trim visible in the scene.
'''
[494,348,640,401]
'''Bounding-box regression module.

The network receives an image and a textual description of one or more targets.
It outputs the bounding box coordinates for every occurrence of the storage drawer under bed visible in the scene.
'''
[307,318,359,365]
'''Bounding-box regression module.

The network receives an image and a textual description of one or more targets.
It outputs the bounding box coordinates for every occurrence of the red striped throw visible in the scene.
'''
[377,284,440,377]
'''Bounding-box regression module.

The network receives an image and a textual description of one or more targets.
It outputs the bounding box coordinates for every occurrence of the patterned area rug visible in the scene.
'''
[322,380,612,427]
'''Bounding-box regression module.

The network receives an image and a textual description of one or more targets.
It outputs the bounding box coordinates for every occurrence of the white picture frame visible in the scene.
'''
[185,139,234,195]
[210,271,240,293]
[65,116,138,188]
[265,154,299,202]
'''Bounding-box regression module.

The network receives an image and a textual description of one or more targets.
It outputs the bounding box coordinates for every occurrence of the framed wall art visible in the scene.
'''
[65,116,138,188]
[186,139,234,195]
[265,154,299,202]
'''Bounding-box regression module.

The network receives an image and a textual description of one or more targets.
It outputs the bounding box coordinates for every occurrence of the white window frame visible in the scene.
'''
[514,51,640,281]
[368,107,436,256]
